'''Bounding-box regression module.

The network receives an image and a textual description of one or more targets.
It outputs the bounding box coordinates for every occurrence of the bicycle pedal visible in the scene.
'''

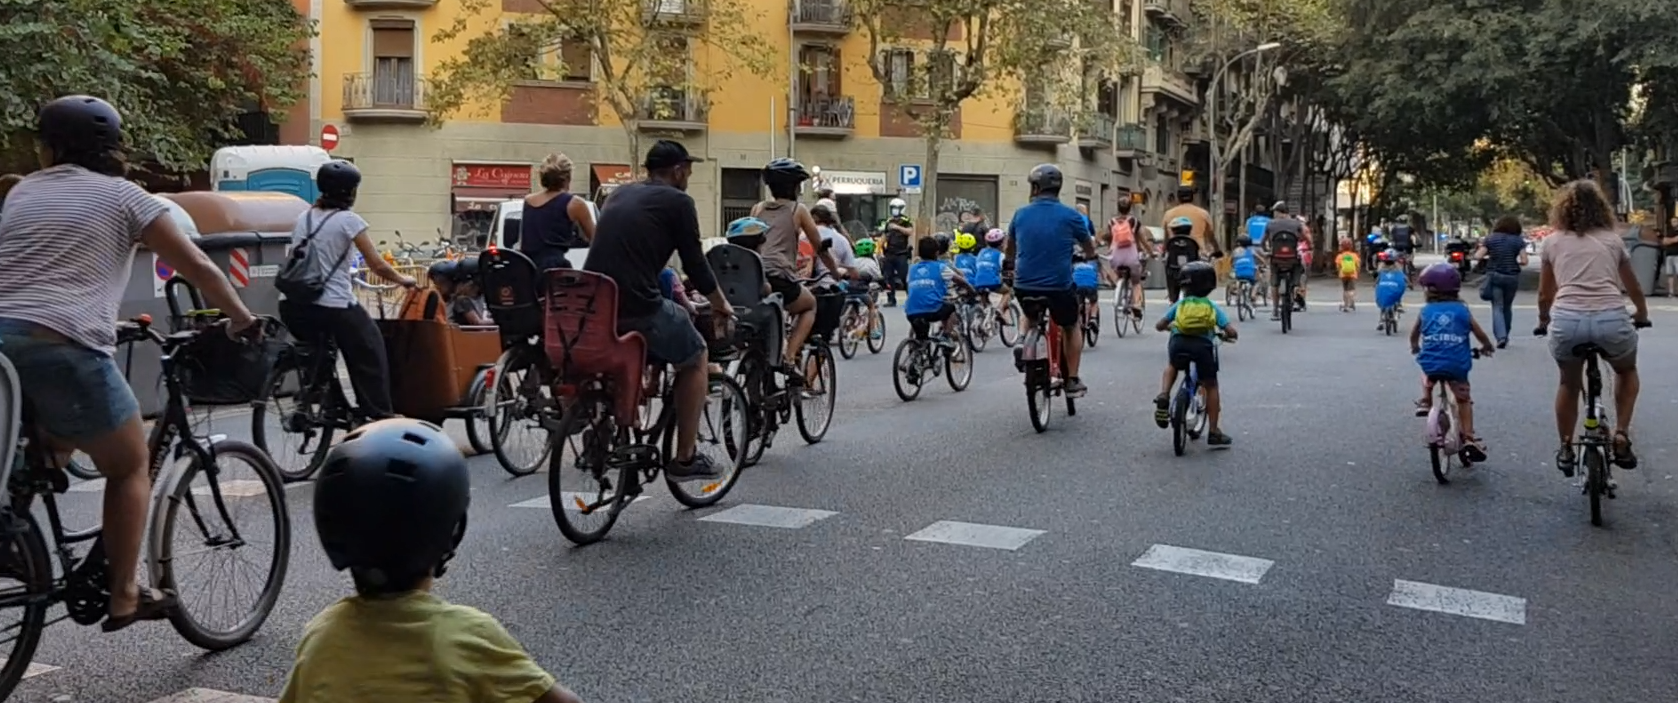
[606,444,658,470]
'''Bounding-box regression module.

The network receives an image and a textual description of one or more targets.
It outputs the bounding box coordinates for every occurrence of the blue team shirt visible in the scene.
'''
[953,252,977,279]
[1231,247,1258,279]
[1009,196,1092,291]
[658,268,678,301]
[1161,297,1231,340]
[1374,268,1407,309]
[905,260,952,315]
[1073,261,1099,288]
[973,248,1003,287]
[1416,301,1474,379]
[1245,215,1271,245]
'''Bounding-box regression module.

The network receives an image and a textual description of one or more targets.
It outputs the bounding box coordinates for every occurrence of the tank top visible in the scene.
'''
[519,192,579,269]
[756,200,802,279]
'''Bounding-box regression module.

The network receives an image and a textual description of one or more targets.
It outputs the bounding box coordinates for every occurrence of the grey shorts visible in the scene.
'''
[1548,308,1637,363]
[619,298,707,369]
[1665,256,1678,276]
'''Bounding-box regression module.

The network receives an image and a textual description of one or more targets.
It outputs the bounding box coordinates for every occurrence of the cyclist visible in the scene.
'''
[933,231,954,260]
[585,140,734,480]
[1410,263,1494,463]
[975,228,1009,318]
[284,419,582,703]
[952,232,979,279]
[1374,250,1408,327]
[1228,234,1260,302]
[879,197,915,306]
[427,259,457,299]
[279,160,416,422]
[810,201,856,280]
[905,236,975,349]
[1334,238,1362,312]
[519,153,595,270]
[1263,202,1304,321]
[1163,186,1220,259]
[751,158,842,375]
[0,95,260,631]
[1005,164,1097,397]
[1104,201,1149,316]
[1073,252,1100,324]
[1160,216,1201,303]
[1152,262,1235,447]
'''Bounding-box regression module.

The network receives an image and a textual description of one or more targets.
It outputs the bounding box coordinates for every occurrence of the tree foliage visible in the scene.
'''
[1190,0,1337,169]
[0,0,314,173]
[431,0,775,167]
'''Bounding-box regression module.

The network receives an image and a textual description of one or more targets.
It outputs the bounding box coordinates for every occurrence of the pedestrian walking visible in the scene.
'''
[1475,215,1529,348]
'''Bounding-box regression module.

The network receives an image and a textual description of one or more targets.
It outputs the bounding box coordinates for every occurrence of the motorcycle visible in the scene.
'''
[1445,238,1472,276]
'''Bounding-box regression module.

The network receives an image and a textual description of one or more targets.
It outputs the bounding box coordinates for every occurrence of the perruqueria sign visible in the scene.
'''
[813,170,892,195]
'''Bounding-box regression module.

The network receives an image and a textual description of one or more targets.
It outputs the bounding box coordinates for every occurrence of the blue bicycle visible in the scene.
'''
[1166,334,1230,456]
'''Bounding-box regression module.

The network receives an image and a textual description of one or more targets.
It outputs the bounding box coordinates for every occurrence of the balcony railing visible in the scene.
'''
[1013,107,1071,145]
[642,0,707,24]
[342,72,429,122]
[637,90,709,131]
[1143,0,1186,26]
[789,0,850,34]
[794,96,855,137]
[1116,123,1148,155]
[1077,113,1115,148]
[1141,65,1197,106]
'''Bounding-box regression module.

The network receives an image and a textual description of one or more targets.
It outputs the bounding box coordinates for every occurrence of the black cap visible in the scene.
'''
[644,140,704,170]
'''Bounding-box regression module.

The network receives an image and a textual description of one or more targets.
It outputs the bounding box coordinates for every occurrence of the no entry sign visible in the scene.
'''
[320,124,340,151]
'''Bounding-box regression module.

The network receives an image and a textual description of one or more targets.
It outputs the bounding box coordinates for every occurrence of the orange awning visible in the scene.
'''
[591,164,635,187]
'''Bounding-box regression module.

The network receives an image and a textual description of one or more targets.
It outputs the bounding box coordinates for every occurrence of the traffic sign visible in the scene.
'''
[899,164,922,194]
[321,124,340,151]
[153,254,173,298]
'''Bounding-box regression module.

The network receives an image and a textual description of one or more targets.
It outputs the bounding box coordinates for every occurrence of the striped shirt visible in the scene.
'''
[0,165,167,354]
[1482,232,1525,275]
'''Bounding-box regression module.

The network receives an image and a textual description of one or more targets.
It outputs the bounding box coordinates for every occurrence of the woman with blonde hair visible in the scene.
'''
[519,153,594,270]
[1537,179,1650,475]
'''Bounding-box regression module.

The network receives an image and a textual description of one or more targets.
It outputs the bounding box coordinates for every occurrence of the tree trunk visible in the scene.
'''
[917,123,946,246]
[623,124,642,182]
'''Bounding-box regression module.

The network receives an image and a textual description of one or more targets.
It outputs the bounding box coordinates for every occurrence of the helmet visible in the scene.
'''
[314,419,470,588]
[1271,200,1289,214]
[1027,164,1064,195]
[985,228,1006,244]
[316,160,362,196]
[888,197,907,215]
[954,232,976,251]
[853,238,876,257]
[1168,216,1194,234]
[37,95,124,151]
[1417,262,1461,293]
[814,197,838,214]
[427,259,457,283]
[726,216,770,240]
[1178,261,1217,298]
[1377,249,1396,263]
[450,255,480,283]
[762,158,810,187]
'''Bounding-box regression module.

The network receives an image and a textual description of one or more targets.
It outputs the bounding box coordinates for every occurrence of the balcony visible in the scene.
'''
[344,0,436,8]
[342,72,428,123]
[789,0,850,35]
[1143,0,1186,27]
[642,0,707,24]
[636,90,709,132]
[1013,107,1071,146]
[1142,65,1197,106]
[1077,113,1115,149]
[1115,123,1147,157]
[794,96,855,138]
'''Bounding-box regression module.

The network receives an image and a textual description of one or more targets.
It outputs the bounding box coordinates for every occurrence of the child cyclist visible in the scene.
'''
[1409,263,1494,462]
[282,419,582,703]
[1073,252,1100,324]
[978,228,1012,323]
[1334,238,1362,312]
[1228,234,1260,304]
[904,235,975,349]
[848,238,884,341]
[952,232,979,279]
[1152,262,1236,447]
[1374,250,1408,329]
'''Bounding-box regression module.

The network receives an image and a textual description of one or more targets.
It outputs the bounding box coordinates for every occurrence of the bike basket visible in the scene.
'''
[811,289,845,339]
[173,322,288,406]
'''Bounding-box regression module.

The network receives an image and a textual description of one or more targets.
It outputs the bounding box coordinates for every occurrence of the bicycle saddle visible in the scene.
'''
[1571,343,1604,358]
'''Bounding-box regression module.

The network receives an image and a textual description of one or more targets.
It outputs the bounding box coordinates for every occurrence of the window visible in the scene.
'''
[797,45,842,104]
[508,24,592,83]
[1154,112,1169,154]
[1143,24,1166,62]
[370,20,417,107]
[884,48,913,96]
[926,49,957,96]
[1096,80,1119,118]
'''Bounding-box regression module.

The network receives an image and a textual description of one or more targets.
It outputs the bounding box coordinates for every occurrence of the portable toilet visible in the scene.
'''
[211,145,332,203]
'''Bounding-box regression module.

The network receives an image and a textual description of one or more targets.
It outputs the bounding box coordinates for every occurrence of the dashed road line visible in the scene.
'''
[508,493,653,510]
[1386,579,1527,625]
[1131,544,1275,584]
[698,504,836,529]
[145,688,276,703]
[904,520,1045,551]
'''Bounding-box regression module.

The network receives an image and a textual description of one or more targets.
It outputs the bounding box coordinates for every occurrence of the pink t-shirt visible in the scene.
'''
[1541,229,1628,312]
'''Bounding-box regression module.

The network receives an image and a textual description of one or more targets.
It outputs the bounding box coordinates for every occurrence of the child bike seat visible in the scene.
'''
[542,270,646,425]
[480,248,544,342]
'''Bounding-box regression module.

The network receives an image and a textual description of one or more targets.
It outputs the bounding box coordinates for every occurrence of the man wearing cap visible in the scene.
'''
[585,140,734,480]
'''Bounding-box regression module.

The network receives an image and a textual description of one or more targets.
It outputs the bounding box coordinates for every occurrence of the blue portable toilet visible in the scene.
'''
[212,146,333,203]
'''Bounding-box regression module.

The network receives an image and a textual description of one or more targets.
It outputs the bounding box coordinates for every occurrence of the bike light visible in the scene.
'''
[137,314,152,325]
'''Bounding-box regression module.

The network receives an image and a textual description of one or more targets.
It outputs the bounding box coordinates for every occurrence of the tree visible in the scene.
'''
[852,0,1136,233]
[431,0,774,170]
[0,0,313,174]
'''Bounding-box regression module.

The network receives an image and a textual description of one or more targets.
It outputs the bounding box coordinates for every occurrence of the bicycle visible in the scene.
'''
[1111,267,1144,338]
[1421,349,1483,484]
[1274,264,1299,334]
[956,291,999,353]
[1535,320,1651,526]
[480,248,560,477]
[836,281,886,360]
[1166,333,1230,456]
[891,313,973,401]
[1379,303,1402,336]
[1078,291,1101,348]
[0,316,291,699]
[251,334,375,482]
[1225,279,1257,323]
[1014,298,1077,433]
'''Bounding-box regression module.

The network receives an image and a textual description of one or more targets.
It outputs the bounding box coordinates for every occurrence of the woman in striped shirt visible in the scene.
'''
[1475,215,1530,347]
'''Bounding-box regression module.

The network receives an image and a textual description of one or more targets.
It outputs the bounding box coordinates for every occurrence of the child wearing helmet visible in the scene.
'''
[905,236,975,351]
[1153,261,1237,446]
[952,232,979,280]
[1161,216,1201,303]
[1373,250,1408,327]
[1073,251,1100,321]
[753,158,841,372]
[1229,234,1260,301]
[971,228,1007,312]
[282,419,583,703]
[1410,262,1494,462]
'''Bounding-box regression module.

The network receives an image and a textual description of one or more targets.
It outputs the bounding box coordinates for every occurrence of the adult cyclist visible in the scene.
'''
[1005,164,1097,397]
[751,159,841,373]
[1263,201,1306,321]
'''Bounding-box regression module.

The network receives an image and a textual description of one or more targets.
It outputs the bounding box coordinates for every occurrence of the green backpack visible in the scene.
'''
[1175,296,1218,335]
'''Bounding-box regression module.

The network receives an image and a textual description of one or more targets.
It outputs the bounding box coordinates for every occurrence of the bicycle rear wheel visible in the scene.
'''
[155,440,291,651]
[1584,445,1607,527]
[0,508,51,702]
[837,306,861,359]
[795,345,836,444]
[998,301,1022,347]
[250,354,333,482]
[946,336,973,391]
[489,347,553,477]
[548,398,631,546]
[1280,283,1294,334]
[866,310,887,354]
[667,374,750,508]
[1171,383,1189,456]
[1026,364,1051,433]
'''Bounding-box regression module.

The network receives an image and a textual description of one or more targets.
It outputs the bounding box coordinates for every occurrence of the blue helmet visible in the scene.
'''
[726,217,770,244]
[1168,216,1194,234]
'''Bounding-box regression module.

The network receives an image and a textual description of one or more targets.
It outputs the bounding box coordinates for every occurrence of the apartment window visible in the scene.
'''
[1143,25,1166,62]
[1096,80,1118,118]
[510,24,592,82]
[926,49,956,97]
[798,45,842,104]
[371,20,417,107]
[1154,113,1170,154]
[884,48,913,96]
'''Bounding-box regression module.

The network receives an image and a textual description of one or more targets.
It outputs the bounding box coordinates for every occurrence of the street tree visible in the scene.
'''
[0,0,313,174]
[852,0,1136,232]
[431,0,775,171]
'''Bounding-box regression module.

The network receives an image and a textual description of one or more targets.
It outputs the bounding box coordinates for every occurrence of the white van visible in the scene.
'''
[485,198,595,269]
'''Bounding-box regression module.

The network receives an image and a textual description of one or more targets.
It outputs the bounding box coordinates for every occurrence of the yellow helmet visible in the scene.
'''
[954,232,977,252]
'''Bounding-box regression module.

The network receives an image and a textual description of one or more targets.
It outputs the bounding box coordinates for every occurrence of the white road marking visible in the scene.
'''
[144,689,276,703]
[509,493,652,510]
[1386,579,1527,625]
[191,480,273,498]
[67,479,103,493]
[1131,544,1275,584]
[904,520,1045,551]
[698,504,836,529]
[0,661,60,679]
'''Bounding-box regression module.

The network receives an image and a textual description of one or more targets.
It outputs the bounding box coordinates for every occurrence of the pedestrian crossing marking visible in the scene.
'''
[509,493,652,510]
[144,689,276,703]
[1386,579,1527,625]
[904,520,1044,551]
[698,504,836,529]
[1131,544,1274,584]
[0,660,61,679]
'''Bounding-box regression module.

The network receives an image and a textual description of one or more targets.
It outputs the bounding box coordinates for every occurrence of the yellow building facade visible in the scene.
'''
[310,0,1198,241]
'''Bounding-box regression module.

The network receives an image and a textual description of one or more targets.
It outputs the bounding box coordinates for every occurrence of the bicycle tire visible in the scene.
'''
[667,373,750,508]
[1171,383,1189,456]
[892,339,923,402]
[1281,283,1294,334]
[1026,365,1051,433]
[489,347,550,477]
[250,355,333,482]
[0,509,51,702]
[548,399,629,546]
[946,337,973,392]
[837,307,860,359]
[737,360,770,468]
[795,345,836,444]
[1113,300,1128,338]
[1585,445,1606,527]
[462,370,493,456]
[866,310,887,354]
[155,440,291,651]
[968,306,992,353]
[998,302,1022,347]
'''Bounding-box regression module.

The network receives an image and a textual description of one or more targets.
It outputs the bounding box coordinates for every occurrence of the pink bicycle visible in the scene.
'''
[1423,349,1483,484]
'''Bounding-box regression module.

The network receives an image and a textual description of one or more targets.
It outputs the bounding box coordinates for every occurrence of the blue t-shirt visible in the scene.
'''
[1073,261,1099,288]
[1416,301,1474,379]
[658,268,678,301]
[953,252,977,279]
[973,248,1004,287]
[1009,196,1092,291]
[1375,268,1407,309]
[1231,247,1258,279]
[905,260,952,315]
[1245,215,1271,245]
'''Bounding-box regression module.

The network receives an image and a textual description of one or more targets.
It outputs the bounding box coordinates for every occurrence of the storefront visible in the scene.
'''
[934,175,999,233]
[589,164,636,208]
[810,168,892,232]
[450,161,532,244]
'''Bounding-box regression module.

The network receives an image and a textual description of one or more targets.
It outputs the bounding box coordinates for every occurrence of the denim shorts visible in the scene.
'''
[0,318,140,441]
[1548,308,1637,363]
[618,299,707,368]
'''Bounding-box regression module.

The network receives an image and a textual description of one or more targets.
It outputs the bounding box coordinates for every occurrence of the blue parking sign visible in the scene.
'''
[899,164,922,194]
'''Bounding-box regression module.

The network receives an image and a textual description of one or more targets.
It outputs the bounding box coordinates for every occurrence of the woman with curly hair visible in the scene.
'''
[1537,179,1650,475]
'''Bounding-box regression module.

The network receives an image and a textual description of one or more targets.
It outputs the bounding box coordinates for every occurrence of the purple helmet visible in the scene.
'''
[1417,262,1461,293]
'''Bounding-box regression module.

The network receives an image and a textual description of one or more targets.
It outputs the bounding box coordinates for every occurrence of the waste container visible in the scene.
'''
[1622,225,1661,296]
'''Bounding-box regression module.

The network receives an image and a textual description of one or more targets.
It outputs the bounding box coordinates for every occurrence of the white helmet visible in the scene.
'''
[815,197,838,213]
[888,197,907,215]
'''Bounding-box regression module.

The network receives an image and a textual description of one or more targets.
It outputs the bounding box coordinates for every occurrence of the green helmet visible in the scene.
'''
[853,238,876,257]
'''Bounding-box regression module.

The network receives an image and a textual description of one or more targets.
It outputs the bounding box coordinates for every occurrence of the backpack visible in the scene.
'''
[1109,216,1137,249]
[1175,296,1218,336]
[1269,231,1299,261]
[1337,252,1359,278]
[275,211,349,303]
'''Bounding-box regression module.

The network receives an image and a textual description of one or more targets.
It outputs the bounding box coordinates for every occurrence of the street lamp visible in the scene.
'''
[1207,41,1282,244]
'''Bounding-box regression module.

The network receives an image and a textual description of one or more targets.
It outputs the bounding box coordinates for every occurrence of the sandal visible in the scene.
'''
[103,588,177,633]
[1460,437,1487,464]
[1152,393,1170,429]
[1613,430,1638,470]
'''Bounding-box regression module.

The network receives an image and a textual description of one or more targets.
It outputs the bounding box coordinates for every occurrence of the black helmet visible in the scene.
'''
[314,419,470,590]
[762,158,810,187]
[1028,164,1063,195]
[316,160,362,197]
[1178,261,1217,298]
[1236,234,1253,248]
[427,259,457,283]
[37,95,123,150]
[449,255,480,283]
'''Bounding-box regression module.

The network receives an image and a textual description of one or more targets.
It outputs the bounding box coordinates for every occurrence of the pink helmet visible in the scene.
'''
[985,228,1006,243]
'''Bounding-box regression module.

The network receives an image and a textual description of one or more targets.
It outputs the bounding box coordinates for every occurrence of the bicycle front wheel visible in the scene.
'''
[0,508,51,702]
[155,440,291,651]
[837,307,861,359]
[998,302,1022,347]
[796,345,837,444]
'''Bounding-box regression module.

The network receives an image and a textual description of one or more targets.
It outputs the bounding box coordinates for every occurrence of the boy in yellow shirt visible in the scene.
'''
[1335,238,1362,312]
[280,419,582,703]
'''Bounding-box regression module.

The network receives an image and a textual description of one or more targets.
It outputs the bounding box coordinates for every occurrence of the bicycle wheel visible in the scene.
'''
[795,345,836,444]
[1171,384,1189,456]
[837,306,861,359]
[1113,297,1128,338]
[968,307,992,353]
[667,374,750,508]
[250,354,333,482]
[946,336,973,391]
[736,360,770,468]
[1280,284,1294,334]
[1084,310,1100,348]
[462,369,493,455]
[155,440,291,651]
[0,508,52,702]
[866,309,887,354]
[489,347,552,477]
[998,301,1022,347]
[1026,364,1051,433]
[1584,445,1606,527]
[548,398,630,546]
[892,339,923,401]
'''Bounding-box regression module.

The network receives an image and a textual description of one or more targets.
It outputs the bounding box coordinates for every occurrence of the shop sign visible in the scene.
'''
[1074,179,1094,197]
[452,162,533,190]
[814,170,891,195]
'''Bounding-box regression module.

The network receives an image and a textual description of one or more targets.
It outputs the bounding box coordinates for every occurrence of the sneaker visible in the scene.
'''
[1153,393,1170,428]
[1460,437,1487,464]
[1207,430,1232,447]
[1269,311,1281,321]
[1064,377,1088,398]
[1413,400,1430,417]
[666,454,722,482]
[1496,339,1508,349]
[1555,444,1577,478]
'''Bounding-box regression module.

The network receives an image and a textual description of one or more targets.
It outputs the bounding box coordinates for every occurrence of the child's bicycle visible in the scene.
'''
[1534,320,1651,526]
[891,316,972,401]
[1166,334,1230,456]
[1379,303,1402,336]
[1225,279,1257,322]
[1079,294,1101,348]
[1422,349,1483,484]
[835,281,886,360]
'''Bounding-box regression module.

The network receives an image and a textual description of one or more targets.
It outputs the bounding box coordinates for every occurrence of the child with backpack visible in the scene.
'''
[1335,238,1362,312]
[1105,207,1149,316]
[1152,261,1237,447]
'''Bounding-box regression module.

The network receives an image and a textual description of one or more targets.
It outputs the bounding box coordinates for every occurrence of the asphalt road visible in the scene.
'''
[13,284,1678,703]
